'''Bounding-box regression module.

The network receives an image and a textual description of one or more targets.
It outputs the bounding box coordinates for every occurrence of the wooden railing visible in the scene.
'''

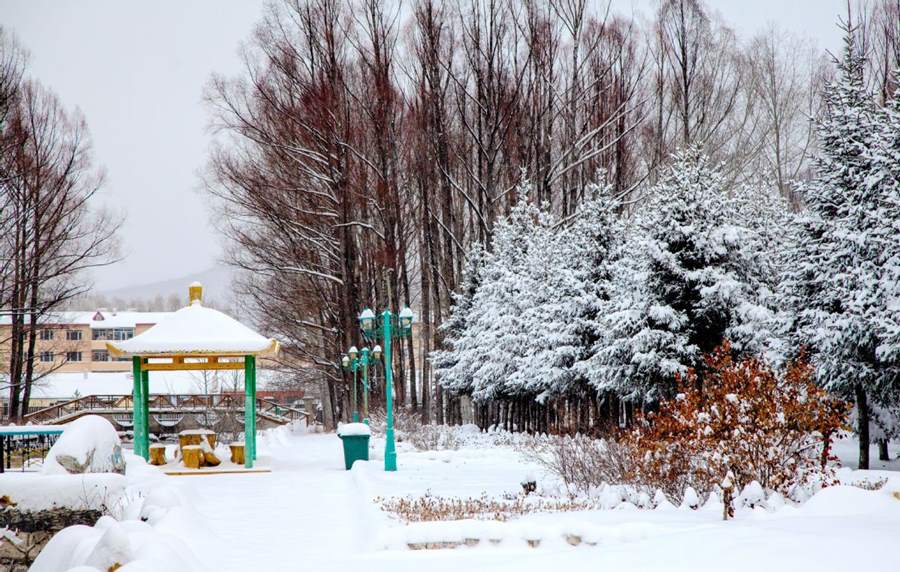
[22,394,313,426]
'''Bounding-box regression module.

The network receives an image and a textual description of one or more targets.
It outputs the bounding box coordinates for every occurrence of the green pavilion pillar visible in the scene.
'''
[141,361,150,458]
[131,356,147,459]
[244,355,257,468]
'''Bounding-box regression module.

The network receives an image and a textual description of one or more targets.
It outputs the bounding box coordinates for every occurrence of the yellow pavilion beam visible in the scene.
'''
[140,356,246,372]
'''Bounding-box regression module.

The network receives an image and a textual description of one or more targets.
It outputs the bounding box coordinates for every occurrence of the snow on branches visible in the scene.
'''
[778,28,900,466]
[583,149,787,402]
[433,178,621,403]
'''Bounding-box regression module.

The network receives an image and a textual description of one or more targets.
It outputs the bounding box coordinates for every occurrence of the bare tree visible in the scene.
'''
[854,0,900,105]
[749,26,826,201]
[1,73,119,419]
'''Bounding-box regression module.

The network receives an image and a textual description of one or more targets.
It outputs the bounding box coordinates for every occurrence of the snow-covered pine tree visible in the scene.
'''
[870,72,900,461]
[872,75,900,364]
[526,180,622,403]
[587,149,778,404]
[779,27,896,469]
[433,180,555,405]
[874,74,900,368]
[430,241,485,397]
[727,180,794,363]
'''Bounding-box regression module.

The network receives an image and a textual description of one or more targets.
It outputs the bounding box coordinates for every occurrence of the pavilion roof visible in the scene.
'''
[106,283,278,358]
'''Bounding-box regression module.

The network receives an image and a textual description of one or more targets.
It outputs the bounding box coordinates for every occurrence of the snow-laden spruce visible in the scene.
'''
[584,150,786,401]
[432,181,558,401]
[435,159,790,407]
[777,30,900,467]
[433,178,621,403]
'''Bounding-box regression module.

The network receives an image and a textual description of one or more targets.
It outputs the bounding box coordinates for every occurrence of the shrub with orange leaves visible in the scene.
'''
[625,342,850,502]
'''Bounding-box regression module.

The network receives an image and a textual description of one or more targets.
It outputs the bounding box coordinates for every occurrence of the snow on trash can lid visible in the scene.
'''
[337,423,371,437]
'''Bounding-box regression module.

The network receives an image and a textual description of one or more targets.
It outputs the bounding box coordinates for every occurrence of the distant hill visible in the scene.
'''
[94,265,238,311]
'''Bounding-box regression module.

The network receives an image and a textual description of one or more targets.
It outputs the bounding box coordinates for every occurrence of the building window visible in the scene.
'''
[92,350,109,362]
[92,328,134,341]
[40,351,54,362]
[39,329,54,341]
[66,351,82,362]
[66,329,83,341]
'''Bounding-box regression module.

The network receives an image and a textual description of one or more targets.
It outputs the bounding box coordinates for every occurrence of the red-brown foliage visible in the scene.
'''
[626,343,851,501]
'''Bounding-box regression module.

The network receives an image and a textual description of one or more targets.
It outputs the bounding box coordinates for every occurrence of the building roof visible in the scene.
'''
[106,288,277,358]
[0,310,170,329]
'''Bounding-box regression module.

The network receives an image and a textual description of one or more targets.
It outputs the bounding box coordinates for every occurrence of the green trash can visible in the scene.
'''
[337,423,371,470]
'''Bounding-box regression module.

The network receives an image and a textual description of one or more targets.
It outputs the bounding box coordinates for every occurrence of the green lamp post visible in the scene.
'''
[358,306,414,472]
[348,346,359,422]
[361,346,373,424]
[342,343,377,425]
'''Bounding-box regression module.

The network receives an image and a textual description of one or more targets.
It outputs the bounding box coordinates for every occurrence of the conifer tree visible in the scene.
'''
[588,149,779,402]
[779,28,897,469]
[528,182,621,401]
[433,181,555,402]
[431,241,485,397]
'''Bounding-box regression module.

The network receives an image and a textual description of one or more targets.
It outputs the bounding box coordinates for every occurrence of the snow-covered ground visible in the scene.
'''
[832,432,900,472]
[20,425,900,572]
[28,368,277,400]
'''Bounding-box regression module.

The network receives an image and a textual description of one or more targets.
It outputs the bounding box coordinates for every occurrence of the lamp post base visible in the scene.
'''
[384,428,397,471]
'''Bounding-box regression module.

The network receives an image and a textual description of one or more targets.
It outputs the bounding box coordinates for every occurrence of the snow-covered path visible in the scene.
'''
[188,433,370,570]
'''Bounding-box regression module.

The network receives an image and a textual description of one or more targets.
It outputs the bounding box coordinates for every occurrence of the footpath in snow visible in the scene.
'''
[189,430,371,570]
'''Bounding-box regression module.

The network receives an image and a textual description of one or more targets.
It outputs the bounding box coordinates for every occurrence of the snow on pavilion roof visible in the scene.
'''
[106,284,278,357]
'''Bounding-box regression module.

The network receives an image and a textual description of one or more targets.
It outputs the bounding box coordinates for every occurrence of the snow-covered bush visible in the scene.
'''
[29,515,205,572]
[626,343,850,502]
[738,481,765,509]
[42,416,125,475]
[368,408,463,450]
[523,433,635,495]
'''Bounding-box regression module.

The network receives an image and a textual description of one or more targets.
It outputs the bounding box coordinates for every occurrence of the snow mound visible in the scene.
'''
[42,416,125,475]
[799,484,899,517]
[29,515,206,572]
[0,473,126,511]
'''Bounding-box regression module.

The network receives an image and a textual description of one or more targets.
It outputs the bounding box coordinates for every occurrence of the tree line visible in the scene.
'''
[0,29,118,420]
[205,0,900,444]
[436,21,900,469]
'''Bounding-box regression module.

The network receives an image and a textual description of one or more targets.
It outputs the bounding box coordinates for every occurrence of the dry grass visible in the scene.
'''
[375,492,601,523]
[368,408,463,451]
[848,477,888,491]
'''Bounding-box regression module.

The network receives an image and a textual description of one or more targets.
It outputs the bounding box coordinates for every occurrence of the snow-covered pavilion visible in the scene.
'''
[107,282,278,468]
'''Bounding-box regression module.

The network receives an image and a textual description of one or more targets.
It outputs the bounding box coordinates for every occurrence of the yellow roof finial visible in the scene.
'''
[189,282,203,305]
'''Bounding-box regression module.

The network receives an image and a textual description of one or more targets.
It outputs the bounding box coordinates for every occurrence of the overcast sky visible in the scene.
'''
[3,0,845,292]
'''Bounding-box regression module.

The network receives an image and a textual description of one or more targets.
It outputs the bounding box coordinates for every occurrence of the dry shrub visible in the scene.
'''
[529,344,850,504]
[525,434,635,495]
[627,343,850,501]
[376,492,600,523]
[367,408,462,451]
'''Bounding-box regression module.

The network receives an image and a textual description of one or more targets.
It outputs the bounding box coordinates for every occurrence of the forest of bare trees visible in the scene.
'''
[204,0,900,429]
[0,29,119,421]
